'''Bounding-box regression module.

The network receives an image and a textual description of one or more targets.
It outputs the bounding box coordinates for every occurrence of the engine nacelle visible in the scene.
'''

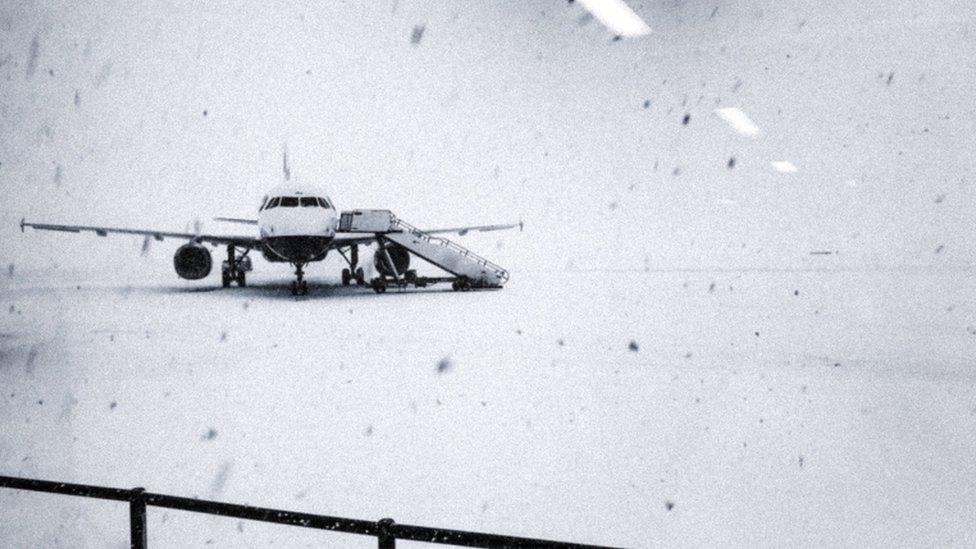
[173,243,212,280]
[374,244,410,277]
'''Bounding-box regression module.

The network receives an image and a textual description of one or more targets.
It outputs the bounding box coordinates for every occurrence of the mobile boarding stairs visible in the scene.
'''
[338,210,510,293]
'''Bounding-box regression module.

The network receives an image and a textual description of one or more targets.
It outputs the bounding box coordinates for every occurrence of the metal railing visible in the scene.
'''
[391,217,510,284]
[0,475,614,548]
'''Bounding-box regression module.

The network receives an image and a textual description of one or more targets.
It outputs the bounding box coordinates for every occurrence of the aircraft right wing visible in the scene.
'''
[21,219,261,248]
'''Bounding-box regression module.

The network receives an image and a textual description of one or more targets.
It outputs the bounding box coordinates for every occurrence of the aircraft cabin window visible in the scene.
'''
[280,196,299,207]
[300,197,318,207]
[266,197,281,209]
[317,197,332,209]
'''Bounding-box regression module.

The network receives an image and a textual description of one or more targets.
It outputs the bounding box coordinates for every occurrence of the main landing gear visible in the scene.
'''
[290,263,308,296]
[221,245,252,288]
[341,268,365,287]
[338,244,366,287]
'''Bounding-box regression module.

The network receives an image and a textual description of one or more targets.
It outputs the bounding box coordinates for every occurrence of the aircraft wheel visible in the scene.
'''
[236,271,246,287]
[355,268,365,285]
[222,271,232,288]
[341,268,351,286]
[300,280,308,295]
[451,281,460,291]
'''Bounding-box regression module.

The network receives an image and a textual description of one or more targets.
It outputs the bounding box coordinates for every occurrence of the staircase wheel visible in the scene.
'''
[341,268,351,286]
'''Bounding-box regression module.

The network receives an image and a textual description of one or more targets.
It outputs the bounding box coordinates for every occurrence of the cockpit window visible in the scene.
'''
[300,197,318,207]
[279,196,299,207]
[259,196,269,211]
[318,197,332,209]
[265,197,281,209]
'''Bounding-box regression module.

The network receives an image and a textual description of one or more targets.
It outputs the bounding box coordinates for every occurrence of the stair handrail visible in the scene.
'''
[391,217,509,282]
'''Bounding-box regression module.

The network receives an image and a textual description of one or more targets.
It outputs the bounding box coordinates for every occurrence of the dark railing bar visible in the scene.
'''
[391,523,616,549]
[0,475,618,548]
[130,488,147,549]
[147,493,612,548]
[0,475,132,502]
[143,492,380,536]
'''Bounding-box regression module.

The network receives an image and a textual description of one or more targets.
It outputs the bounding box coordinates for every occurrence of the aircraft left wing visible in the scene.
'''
[20,219,261,248]
[328,220,522,249]
[329,235,381,248]
[422,222,523,236]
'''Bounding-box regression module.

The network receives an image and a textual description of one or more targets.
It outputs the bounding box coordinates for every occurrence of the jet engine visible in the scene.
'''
[374,244,410,277]
[173,243,212,280]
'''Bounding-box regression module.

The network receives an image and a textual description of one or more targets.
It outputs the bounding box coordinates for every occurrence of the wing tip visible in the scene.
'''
[19,218,25,233]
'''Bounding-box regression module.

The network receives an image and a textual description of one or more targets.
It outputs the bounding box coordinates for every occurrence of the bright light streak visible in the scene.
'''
[771,161,798,173]
[577,0,651,38]
[715,107,760,137]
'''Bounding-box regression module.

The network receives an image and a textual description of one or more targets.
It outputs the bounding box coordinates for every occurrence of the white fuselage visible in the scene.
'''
[256,184,338,263]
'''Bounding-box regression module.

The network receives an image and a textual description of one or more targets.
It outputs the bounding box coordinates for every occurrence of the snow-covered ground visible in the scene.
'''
[2,263,976,547]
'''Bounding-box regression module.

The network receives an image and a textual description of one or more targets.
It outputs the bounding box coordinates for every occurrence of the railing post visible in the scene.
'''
[129,487,147,549]
[377,517,395,549]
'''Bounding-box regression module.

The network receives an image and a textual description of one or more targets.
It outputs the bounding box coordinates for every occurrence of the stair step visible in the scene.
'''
[388,218,508,287]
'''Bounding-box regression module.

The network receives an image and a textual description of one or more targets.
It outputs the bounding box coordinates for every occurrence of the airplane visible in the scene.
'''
[20,183,519,296]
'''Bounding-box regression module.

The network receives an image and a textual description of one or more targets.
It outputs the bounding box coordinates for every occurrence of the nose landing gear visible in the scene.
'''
[290,263,308,296]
